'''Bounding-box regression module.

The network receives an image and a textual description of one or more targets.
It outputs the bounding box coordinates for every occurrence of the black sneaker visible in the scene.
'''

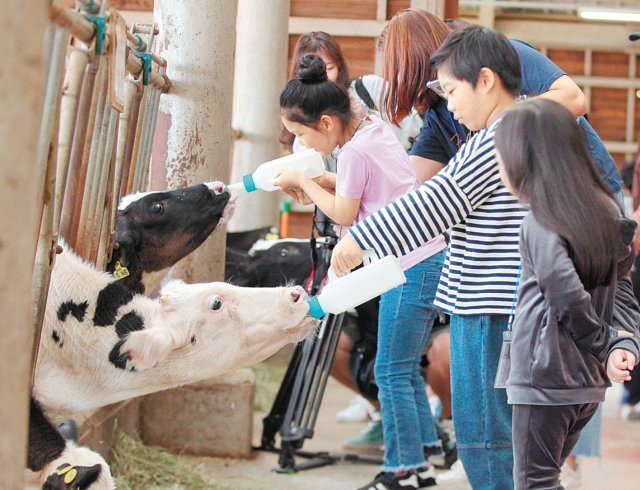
[415,466,437,488]
[429,419,458,470]
[357,471,419,490]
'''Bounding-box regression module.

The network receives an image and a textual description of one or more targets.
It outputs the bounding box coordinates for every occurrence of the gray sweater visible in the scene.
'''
[506,213,640,405]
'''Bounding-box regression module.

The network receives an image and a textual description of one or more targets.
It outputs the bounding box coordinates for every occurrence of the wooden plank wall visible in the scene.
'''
[107,0,640,168]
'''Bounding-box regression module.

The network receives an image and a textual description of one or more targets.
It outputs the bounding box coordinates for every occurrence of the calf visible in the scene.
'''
[108,181,235,294]
[29,398,113,489]
[34,240,317,417]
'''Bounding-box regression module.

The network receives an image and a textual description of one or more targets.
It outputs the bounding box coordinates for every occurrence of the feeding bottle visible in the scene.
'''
[307,255,406,319]
[227,149,325,193]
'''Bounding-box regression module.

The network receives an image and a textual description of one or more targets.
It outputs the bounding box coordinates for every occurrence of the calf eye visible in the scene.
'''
[151,202,164,215]
[209,297,223,311]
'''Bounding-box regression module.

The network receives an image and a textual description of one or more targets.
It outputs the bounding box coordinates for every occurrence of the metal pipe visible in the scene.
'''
[54,47,90,242]
[60,57,98,246]
[75,60,107,256]
[88,108,117,262]
[81,85,109,259]
[128,88,150,194]
[139,87,162,189]
[50,0,95,44]
[119,84,143,196]
[31,25,70,384]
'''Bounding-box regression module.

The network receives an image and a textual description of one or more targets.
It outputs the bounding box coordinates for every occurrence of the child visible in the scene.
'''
[274,53,447,490]
[494,98,640,489]
[331,26,526,489]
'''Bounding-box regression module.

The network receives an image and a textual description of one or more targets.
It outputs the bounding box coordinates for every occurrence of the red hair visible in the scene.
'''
[382,9,451,125]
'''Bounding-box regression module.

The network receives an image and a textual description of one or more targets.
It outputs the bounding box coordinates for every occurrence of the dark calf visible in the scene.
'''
[108,182,233,293]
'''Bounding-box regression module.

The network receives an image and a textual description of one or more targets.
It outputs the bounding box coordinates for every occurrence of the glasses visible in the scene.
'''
[427,79,446,99]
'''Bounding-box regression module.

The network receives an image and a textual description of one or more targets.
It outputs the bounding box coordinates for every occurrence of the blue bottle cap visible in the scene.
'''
[307,296,326,319]
[242,173,257,192]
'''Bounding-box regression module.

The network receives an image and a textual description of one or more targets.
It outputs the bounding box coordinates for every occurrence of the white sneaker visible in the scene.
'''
[560,460,581,489]
[335,395,375,423]
[436,460,467,482]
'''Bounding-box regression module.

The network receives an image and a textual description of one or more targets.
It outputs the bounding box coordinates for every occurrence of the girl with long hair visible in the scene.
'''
[274,53,447,490]
[495,98,639,489]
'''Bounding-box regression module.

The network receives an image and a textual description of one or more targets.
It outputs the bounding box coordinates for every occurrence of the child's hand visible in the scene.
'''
[282,186,313,206]
[331,234,364,276]
[273,168,303,189]
[607,349,637,383]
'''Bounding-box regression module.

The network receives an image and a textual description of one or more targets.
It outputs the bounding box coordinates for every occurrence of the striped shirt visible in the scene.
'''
[348,117,527,316]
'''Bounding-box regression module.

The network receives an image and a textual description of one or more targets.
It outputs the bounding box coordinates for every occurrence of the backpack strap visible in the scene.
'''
[354,77,376,111]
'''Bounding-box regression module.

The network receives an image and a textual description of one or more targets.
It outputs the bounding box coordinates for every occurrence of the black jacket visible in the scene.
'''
[506,213,640,405]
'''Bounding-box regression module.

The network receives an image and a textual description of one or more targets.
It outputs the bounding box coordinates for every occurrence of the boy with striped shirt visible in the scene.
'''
[332,26,525,489]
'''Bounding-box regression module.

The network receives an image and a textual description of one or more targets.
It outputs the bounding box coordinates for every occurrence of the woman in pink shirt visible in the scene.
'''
[274,53,445,490]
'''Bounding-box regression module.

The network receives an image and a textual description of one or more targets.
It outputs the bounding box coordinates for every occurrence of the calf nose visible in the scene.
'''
[205,181,227,195]
[289,286,306,303]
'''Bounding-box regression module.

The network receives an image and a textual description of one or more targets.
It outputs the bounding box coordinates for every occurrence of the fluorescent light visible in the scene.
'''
[579,9,640,23]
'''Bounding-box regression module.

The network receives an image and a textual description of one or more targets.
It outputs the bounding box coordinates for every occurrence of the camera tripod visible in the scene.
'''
[255,235,382,473]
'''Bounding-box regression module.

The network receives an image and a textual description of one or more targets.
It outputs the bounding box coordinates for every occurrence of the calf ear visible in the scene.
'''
[121,324,189,370]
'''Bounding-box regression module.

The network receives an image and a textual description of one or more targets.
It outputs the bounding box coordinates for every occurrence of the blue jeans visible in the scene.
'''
[450,314,514,489]
[571,404,602,457]
[375,251,445,472]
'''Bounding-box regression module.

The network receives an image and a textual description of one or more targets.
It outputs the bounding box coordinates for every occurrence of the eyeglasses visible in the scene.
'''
[427,79,446,99]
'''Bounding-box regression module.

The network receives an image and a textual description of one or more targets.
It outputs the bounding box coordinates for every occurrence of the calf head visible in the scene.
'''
[109,182,235,293]
[41,445,114,490]
[119,281,318,374]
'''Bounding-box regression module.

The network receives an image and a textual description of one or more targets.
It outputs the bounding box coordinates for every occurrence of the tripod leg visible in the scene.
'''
[259,342,304,449]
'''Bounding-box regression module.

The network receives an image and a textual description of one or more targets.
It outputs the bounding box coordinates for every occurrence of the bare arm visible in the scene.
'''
[274,169,359,226]
[410,155,445,182]
[536,75,587,118]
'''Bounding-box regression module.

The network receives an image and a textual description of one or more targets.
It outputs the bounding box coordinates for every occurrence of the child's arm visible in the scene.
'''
[332,127,504,274]
[274,169,360,226]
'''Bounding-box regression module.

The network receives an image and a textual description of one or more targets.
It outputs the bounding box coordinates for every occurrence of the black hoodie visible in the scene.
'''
[506,213,640,405]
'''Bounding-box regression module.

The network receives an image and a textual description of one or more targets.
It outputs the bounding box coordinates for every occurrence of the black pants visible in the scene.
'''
[627,257,640,405]
[512,403,599,490]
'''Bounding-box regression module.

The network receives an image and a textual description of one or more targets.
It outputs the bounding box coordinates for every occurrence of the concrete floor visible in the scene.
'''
[191,378,640,489]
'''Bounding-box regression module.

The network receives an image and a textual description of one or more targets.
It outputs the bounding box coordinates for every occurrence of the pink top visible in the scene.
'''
[335,115,446,270]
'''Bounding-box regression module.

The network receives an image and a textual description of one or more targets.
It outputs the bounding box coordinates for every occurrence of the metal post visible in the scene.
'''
[151,0,238,283]
[227,0,290,233]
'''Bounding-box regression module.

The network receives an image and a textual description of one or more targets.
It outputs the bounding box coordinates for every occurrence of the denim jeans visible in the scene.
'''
[571,404,602,457]
[375,250,445,472]
[450,314,514,489]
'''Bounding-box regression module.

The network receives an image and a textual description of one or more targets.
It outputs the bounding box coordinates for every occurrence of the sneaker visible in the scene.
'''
[621,403,640,421]
[357,471,419,490]
[436,460,467,482]
[560,460,581,489]
[342,416,384,454]
[336,395,376,423]
[415,466,437,488]
[429,419,457,469]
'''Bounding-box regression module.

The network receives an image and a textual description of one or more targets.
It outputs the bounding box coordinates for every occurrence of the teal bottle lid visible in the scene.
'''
[242,173,257,192]
[307,296,326,319]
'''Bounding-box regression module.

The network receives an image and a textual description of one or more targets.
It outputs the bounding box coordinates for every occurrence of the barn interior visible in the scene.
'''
[3,1,640,489]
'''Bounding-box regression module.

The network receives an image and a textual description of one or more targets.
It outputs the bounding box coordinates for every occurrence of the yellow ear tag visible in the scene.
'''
[113,261,130,280]
[57,465,73,476]
[64,467,77,484]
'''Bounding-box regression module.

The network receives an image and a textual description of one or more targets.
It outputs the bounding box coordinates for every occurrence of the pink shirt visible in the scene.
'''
[335,116,446,270]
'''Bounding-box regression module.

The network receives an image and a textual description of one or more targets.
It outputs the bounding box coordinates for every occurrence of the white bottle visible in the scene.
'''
[227,148,325,193]
[307,255,406,319]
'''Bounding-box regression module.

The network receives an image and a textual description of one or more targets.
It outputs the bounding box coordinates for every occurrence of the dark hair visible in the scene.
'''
[495,99,619,289]
[280,32,350,148]
[382,8,451,124]
[430,25,521,97]
[280,53,352,128]
[289,31,350,90]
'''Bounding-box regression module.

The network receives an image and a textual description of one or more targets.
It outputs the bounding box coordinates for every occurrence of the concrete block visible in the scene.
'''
[140,369,255,458]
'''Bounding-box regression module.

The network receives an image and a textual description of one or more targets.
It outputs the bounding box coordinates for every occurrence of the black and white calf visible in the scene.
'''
[108,181,235,294]
[34,240,317,417]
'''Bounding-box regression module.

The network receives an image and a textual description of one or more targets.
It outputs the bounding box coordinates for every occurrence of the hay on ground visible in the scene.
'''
[108,431,233,490]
